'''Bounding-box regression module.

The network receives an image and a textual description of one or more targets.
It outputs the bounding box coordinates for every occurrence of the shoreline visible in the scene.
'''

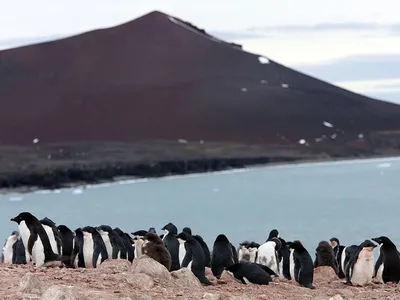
[1,152,398,195]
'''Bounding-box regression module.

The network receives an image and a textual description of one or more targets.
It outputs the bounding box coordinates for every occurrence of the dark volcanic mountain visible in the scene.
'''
[1,10,400,147]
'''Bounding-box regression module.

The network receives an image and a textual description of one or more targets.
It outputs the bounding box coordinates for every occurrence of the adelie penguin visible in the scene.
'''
[330,237,346,278]
[176,231,212,285]
[314,240,339,275]
[57,225,74,268]
[257,237,282,275]
[11,212,62,267]
[277,238,291,280]
[114,227,134,262]
[344,239,376,286]
[2,231,26,265]
[211,234,238,279]
[225,262,276,285]
[96,225,126,259]
[131,230,148,258]
[372,236,400,284]
[182,227,211,267]
[40,217,63,256]
[78,226,108,268]
[287,240,315,289]
[161,222,181,271]
[142,232,172,271]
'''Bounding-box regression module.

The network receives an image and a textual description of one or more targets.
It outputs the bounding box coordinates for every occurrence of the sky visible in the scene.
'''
[1,0,400,103]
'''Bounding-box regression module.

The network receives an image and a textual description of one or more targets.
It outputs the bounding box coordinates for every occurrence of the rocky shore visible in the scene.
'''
[1,256,399,300]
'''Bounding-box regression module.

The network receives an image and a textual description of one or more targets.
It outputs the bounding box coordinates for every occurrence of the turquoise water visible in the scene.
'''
[1,157,400,255]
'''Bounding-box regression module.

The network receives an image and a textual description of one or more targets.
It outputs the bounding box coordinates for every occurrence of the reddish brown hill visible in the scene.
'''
[1,10,400,147]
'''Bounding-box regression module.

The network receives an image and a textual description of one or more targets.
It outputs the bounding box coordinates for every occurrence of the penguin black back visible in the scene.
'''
[288,240,315,289]
[81,226,108,267]
[114,227,134,262]
[372,236,400,284]
[40,217,63,255]
[211,234,236,279]
[226,262,273,285]
[161,222,180,271]
[277,238,291,280]
[97,225,126,259]
[72,228,85,268]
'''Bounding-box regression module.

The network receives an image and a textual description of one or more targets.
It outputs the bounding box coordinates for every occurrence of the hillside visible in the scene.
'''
[1,11,400,189]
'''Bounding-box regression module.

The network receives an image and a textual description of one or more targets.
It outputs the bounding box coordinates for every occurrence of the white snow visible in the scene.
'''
[9,196,23,202]
[323,121,334,128]
[72,189,83,195]
[260,80,267,84]
[241,88,248,92]
[168,16,179,24]
[33,138,39,144]
[258,56,270,64]
[281,83,289,88]
[315,137,323,142]
[331,133,337,139]
[177,139,188,144]
[298,139,306,145]
[200,140,204,144]
[377,163,391,168]
[358,134,364,139]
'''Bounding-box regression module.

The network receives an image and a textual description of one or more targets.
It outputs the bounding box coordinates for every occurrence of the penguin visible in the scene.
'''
[13,238,27,264]
[225,262,274,285]
[371,236,400,284]
[314,240,339,275]
[2,231,19,264]
[182,227,211,267]
[176,231,212,285]
[330,237,346,278]
[287,240,315,289]
[114,227,134,262]
[142,232,172,270]
[211,234,237,279]
[96,225,126,259]
[148,227,157,234]
[341,244,359,279]
[344,239,376,286]
[56,225,74,268]
[256,237,282,275]
[248,242,260,263]
[40,217,63,256]
[267,229,279,240]
[238,241,250,262]
[161,222,180,271]
[10,212,62,267]
[71,228,85,268]
[277,238,291,280]
[81,226,108,268]
[178,227,190,268]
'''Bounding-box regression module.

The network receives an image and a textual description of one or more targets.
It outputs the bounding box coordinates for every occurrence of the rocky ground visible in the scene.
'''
[0,256,399,300]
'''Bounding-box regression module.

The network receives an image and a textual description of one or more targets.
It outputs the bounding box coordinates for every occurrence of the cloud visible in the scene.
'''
[248,22,400,34]
[295,54,400,82]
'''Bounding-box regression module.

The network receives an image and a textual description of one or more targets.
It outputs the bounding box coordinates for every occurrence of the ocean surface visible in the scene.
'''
[1,156,400,256]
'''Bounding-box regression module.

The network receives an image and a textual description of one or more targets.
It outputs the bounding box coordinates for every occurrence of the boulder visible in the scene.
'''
[131,255,171,281]
[97,259,132,273]
[19,273,43,295]
[126,273,154,290]
[170,268,201,288]
[313,266,338,284]
[40,285,75,300]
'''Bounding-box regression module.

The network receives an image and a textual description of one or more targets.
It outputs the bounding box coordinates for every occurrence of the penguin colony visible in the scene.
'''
[2,212,400,289]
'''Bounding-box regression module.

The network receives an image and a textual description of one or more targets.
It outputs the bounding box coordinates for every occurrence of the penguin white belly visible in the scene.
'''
[18,221,32,262]
[31,236,45,267]
[42,225,59,255]
[257,242,279,274]
[3,237,17,264]
[97,253,102,267]
[83,234,94,268]
[289,249,295,281]
[179,241,186,266]
[350,250,374,286]
[376,264,384,283]
[249,248,258,263]
[237,246,246,262]
[341,247,347,274]
[100,233,113,259]
[279,260,284,279]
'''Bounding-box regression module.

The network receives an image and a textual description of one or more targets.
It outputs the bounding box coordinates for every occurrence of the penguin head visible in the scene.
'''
[11,212,38,224]
[329,237,340,248]
[316,241,332,253]
[359,239,377,250]
[239,241,250,248]
[372,236,391,246]
[267,229,279,241]
[182,227,192,235]
[161,222,178,235]
[215,234,230,244]
[96,225,112,235]
[176,231,190,241]
[148,227,157,234]
[10,231,19,237]
[287,240,304,251]
[143,232,163,245]
[131,230,148,238]
[271,237,282,250]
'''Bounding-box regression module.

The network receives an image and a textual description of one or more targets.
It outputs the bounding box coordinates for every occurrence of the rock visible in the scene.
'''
[40,285,75,300]
[22,295,40,300]
[138,296,152,300]
[97,259,132,273]
[131,255,171,281]
[125,273,154,290]
[329,296,344,300]
[170,268,201,288]
[218,271,240,285]
[256,295,269,300]
[204,268,218,285]
[202,293,220,300]
[313,266,338,284]
[19,274,43,295]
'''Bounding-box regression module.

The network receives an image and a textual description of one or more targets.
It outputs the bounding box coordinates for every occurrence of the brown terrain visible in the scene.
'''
[1,10,400,189]
[1,257,399,300]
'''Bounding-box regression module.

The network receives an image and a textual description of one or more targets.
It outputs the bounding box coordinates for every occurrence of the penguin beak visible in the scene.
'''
[10,217,16,222]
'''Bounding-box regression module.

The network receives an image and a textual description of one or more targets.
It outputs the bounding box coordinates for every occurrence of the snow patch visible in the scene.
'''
[377,163,391,168]
[358,134,364,139]
[178,139,188,144]
[33,138,39,144]
[323,121,334,128]
[260,80,268,84]
[9,196,23,202]
[281,83,289,88]
[241,88,248,92]
[331,133,337,139]
[258,56,270,64]
[72,189,83,195]
[298,139,306,145]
